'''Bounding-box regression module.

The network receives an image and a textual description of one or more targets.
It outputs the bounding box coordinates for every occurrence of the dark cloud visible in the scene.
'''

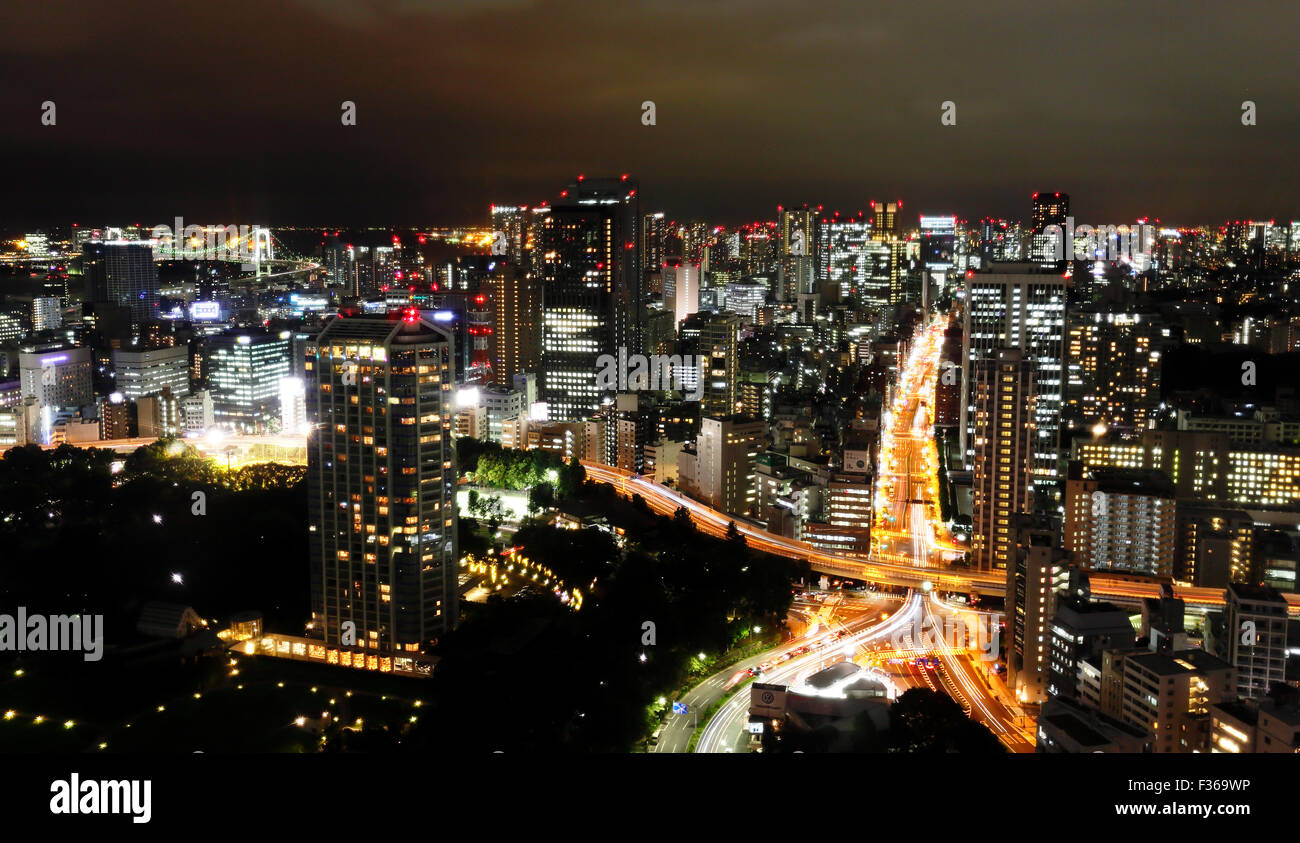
[1,0,1297,226]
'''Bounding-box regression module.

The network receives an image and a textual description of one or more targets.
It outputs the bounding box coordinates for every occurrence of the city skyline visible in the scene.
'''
[7,6,1300,823]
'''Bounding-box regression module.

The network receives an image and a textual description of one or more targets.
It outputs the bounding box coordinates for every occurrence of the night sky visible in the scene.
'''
[2,0,1298,226]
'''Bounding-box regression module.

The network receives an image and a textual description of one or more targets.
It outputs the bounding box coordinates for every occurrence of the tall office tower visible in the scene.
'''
[602,392,654,473]
[961,270,1067,493]
[972,349,1036,572]
[642,212,667,275]
[1030,192,1069,264]
[919,215,956,271]
[537,176,642,421]
[1007,515,1068,705]
[779,206,816,300]
[697,311,741,416]
[978,218,1010,265]
[489,204,530,266]
[739,222,779,275]
[868,200,899,242]
[1223,583,1288,700]
[323,237,350,289]
[43,266,70,304]
[196,263,232,312]
[817,214,871,301]
[111,345,190,402]
[306,310,458,657]
[81,241,160,326]
[662,262,700,327]
[887,239,913,307]
[856,240,893,311]
[918,215,957,303]
[1065,308,1170,439]
[486,262,540,387]
[207,328,292,432]
[691,414,765,515]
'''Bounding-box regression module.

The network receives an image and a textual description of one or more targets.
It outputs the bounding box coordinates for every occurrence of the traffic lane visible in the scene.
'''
[656,596,893,752]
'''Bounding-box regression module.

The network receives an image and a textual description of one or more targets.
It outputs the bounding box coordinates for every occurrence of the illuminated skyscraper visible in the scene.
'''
[779,206,816,300]
[1065,307,1170,439]
[306,311,458,658]
[870,200,900,242]
[697,311,741,416]
[817,214,871,302]
[961,270,1067,492]
[490,204,530,266]
[111,345,190,402]
[538,176,642,421]
[207,328,292,432]
[486,262,540,387]
[1030,192,1069,264]
[81,241,159,326]
[662,262,700,327]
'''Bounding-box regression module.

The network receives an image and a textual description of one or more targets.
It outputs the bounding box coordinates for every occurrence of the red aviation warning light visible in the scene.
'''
[401,307,419,324]
[474,294,486,305]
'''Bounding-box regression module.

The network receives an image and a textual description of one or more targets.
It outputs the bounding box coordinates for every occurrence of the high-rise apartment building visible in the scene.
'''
[1063,465,1177,576]
[697,311,741,417]
[486,262,540,387]
[1007,516,1068,704]
[306,311,458,659]
[972,349,1036,571]
[1065,308,1170,439]
[1223,583,1289,700]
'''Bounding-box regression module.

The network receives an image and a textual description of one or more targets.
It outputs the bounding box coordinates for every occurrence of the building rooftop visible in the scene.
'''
[1128,648,1231,677]
[1227,581,1287,604]
[1090,467,1175,498]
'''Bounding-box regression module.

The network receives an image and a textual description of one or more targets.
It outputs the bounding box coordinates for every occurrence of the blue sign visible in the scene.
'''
[672,702,687,715]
